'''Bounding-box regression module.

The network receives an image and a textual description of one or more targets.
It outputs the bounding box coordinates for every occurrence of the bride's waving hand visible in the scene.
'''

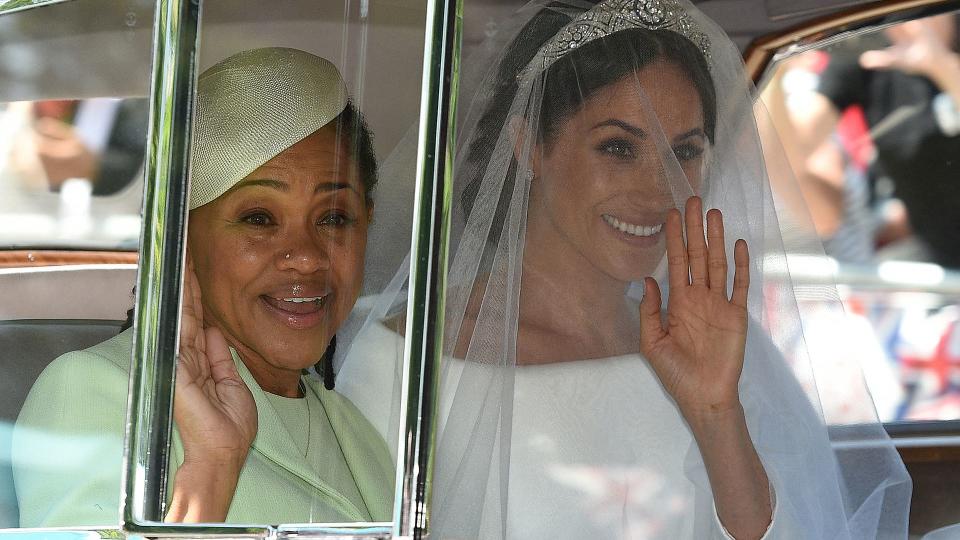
[641,197,772,539]
[640,196,749,418]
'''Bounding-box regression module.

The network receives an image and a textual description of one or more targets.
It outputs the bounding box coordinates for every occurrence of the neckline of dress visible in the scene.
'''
[369,320,645,368]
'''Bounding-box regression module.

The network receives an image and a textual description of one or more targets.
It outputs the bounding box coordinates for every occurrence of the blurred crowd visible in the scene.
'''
[763,13,960,422]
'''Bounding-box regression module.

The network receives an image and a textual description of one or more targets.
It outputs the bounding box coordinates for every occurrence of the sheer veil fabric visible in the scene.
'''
[336,0,912,538]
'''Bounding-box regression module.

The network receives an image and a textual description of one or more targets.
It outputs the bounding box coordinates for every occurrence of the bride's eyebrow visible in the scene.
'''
[591,119,646,138]
[674,128,706,142]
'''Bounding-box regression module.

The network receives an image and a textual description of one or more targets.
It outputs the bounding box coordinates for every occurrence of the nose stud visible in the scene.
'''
[284,253,291,259]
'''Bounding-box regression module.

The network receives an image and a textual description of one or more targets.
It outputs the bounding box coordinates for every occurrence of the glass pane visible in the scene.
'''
[759,10,960,424]
[0,0,153,250]
[157,0,426,527]
[0,0,154,532]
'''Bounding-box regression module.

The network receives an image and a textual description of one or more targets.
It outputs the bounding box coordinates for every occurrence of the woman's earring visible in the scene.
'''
[524,167,535,182]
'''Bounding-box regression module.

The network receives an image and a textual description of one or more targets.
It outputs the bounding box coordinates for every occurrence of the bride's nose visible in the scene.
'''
[623,165,690,207]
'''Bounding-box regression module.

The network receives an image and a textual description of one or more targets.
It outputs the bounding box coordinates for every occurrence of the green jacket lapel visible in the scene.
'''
[313,377,395,522]
[233,352,368,521]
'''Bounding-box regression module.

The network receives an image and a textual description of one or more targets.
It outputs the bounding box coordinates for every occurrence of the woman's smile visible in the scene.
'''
[526,59,705,282]
[601,213,665,245]
[259,289,332,330]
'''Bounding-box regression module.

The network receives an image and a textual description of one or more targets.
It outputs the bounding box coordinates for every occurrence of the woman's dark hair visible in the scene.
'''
[538,29,715,149]
[336,101,379,204]
[460,2,716,216]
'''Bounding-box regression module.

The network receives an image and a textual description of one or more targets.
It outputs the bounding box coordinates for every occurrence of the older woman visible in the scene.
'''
[12,47,392,526]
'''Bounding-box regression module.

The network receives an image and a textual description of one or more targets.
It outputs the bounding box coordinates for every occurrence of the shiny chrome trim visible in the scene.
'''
[393,0,462,538]
[746,0,960,81]
[833,435,960,449]
[0,263,137,276]
[0,527,122,538]
[892,436,960,447]
[0,0,74,15]
[122,0,211,530]
[118,524,391,538]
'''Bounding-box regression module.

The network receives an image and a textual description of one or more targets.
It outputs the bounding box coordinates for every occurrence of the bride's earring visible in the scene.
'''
[523,167,535,182]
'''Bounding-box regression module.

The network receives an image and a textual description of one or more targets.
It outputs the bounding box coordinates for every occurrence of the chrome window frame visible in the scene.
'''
[0,0,77,16]
[120,0,462,538]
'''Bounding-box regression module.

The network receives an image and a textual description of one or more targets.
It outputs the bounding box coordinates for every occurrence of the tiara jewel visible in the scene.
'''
[520,0,712,81]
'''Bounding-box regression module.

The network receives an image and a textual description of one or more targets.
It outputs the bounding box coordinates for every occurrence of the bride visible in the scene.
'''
[337,0,912,538]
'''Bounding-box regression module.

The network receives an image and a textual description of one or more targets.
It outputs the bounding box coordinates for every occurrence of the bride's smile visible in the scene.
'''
[600,213,664,237]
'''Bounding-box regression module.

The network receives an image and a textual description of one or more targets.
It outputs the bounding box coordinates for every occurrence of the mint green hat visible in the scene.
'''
[190,47,349,209]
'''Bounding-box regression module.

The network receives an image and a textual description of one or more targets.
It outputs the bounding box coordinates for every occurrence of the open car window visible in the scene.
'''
[759,9,960,426]
[0,0,152,252]
[756,8,960,536]
[0,0,152,532]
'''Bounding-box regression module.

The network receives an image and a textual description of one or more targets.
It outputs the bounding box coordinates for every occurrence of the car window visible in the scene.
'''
[0,0,154,252]
[159,0,427,527]
[0,0,153,532]
[117,0,441,535]
[759,10,960,426]
[1,0,438,534]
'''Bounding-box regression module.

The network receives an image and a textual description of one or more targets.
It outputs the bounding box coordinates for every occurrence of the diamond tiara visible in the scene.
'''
[520,0,712,81]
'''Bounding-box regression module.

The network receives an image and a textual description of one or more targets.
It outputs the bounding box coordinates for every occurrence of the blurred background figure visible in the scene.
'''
[8,98,147,195]
[775,13,960,268]
[0,97,146,247]
[763,13,960,422]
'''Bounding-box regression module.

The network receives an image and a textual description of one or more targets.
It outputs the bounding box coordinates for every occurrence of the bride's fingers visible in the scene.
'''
[731,239,750,308]
[685,197,708,287]
[706,208,727,294]
[665,208,689,291]
[639,277,666,350]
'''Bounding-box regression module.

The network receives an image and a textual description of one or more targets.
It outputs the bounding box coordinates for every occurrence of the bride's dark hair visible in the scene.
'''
[460,2,716,216]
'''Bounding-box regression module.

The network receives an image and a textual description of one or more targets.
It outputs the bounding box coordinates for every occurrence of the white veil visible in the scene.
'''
[337,0,912,538]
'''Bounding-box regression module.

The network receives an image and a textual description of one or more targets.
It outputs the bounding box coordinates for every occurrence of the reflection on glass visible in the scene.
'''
[0,98,146,249]
[761,11,960,422]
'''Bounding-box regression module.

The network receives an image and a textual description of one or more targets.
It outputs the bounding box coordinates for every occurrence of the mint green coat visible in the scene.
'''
[12,329,394,527]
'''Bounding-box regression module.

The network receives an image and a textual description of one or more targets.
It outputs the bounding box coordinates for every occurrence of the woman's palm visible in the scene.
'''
[175,260,257,462]
[640,197,750,417]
